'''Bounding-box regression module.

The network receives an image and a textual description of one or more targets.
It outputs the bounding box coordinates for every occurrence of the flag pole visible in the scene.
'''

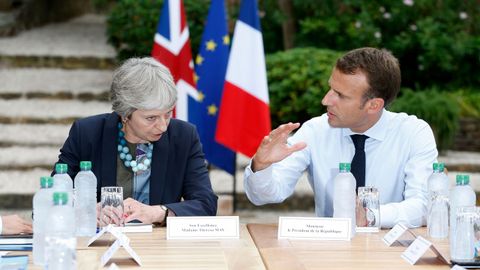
[232,153,237,213]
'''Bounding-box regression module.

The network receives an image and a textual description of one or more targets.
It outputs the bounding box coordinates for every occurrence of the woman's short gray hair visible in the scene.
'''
[110,57,177,118]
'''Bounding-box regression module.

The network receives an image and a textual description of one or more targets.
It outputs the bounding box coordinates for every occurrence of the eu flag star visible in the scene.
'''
[195,54,204,65]
[197,91,205,102]
[206,40,217,51]
[207,104,218,115]
[193,73,200,84]
[223,35,230,45]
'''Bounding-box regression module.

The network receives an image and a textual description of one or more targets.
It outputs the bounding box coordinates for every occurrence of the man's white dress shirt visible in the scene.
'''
[245,110,438,228]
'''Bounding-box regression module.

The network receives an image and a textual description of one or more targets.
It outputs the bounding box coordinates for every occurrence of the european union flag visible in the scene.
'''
[188,0,235,175]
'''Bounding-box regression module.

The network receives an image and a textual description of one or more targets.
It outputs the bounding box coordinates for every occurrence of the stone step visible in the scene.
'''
[0,99,110,124]
[0,146,59,170]
[0,55,116,70]
[0,14,116,69]
[0,68,111,101]
[0,123,70,147]
[438,151,480,172]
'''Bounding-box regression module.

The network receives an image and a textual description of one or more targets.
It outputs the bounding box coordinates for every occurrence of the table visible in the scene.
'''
[24,224,265,270]
[247,224,451,270]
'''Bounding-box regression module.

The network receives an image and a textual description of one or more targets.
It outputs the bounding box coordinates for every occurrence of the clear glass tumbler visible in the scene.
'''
[357,186,380,232]
[451,206,478,261]
[100,186,124,227]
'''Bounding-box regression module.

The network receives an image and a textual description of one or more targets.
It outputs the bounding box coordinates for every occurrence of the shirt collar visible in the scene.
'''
[342,109,390,141]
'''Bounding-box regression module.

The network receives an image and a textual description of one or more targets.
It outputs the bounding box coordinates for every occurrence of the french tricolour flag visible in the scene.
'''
[151,0,199,121]
[215,0,271,158]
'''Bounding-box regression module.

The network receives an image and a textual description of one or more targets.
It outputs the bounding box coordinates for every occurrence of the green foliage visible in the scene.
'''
[265,0,480,90]
[389,89,459,151]
[266,47,342,128]
[451,90,480,118]
[106,0,209,60]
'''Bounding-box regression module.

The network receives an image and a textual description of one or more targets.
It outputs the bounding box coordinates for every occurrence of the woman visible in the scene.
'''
[55,57,217,225]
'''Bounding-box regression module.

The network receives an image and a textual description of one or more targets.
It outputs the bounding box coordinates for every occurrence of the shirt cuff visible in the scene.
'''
[245,162,274,189]
[380,204,398,229]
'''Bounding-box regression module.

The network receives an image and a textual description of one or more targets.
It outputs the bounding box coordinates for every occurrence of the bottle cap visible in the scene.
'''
[456,174,470,185]
[433,163,445,172]
[40,176,53,188]
[53,192,69,205]
[55,163,68,174]
[339,163,351,172]
[80,161,92,171]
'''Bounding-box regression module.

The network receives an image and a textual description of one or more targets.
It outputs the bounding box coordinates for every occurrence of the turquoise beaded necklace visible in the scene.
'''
[117,122,153,173]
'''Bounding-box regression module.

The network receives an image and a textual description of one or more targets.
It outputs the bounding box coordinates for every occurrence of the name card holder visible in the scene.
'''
[278,217,351,241]
[87,225,142,267]
[100,234,142,267]
[167,216,239,240]
[382,223,417,247]
[87,225,120,247]
[401,236,449,265]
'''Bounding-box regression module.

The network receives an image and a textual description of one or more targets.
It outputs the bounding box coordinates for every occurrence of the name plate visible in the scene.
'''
[382,223,409,246]
[401,236,432,265]
[278,217,351,241]
[166,216,239,240]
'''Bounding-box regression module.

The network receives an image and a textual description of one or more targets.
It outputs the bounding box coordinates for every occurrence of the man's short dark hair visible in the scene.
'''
[335,47,401,107]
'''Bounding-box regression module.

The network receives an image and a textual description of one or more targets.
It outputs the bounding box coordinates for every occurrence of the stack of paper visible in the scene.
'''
[117,223,153,233]
[0,234,32,245]
[0,234,32,251]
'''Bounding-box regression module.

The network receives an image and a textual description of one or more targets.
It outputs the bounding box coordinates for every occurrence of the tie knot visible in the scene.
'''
[351,134,368,150]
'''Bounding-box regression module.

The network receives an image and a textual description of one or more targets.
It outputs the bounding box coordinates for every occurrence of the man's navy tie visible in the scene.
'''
[350,134,369,190]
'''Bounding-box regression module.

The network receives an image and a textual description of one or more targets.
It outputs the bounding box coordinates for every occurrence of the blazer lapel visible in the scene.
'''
[101,112,119,187]
[149,130,170,205]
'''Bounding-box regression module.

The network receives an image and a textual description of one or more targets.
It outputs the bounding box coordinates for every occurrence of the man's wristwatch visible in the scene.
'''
[160,205,169,226]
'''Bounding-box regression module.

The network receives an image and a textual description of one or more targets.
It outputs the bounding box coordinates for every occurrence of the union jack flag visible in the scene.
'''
[151,0,199,121]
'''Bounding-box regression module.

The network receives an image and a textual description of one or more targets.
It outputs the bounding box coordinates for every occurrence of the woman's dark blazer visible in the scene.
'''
[55,112,218,216]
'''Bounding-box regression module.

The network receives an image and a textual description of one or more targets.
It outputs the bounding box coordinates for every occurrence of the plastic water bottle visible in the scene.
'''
[53,163,74,206]
[44,192,76,270]
[452,207,476,260]
[450,174,476,258]
[53,163,73,191]
[333,162,356,238]
[33,176,54,265]
[74,161,97,237]
[427,163,449,238]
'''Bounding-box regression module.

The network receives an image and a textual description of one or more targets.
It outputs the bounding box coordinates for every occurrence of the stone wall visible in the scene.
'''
[453,118,480,151]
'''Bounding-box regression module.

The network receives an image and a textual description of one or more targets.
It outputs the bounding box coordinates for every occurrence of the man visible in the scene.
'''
[0,215,32,235]
[244,47,437,228]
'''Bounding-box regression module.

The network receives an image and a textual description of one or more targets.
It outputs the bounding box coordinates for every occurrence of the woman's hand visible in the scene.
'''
[97,202,125,227]
[123,198,167,224]
[2,215,32,235]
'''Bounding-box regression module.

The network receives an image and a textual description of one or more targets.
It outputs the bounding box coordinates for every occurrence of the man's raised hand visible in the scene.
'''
[252,122,306,172]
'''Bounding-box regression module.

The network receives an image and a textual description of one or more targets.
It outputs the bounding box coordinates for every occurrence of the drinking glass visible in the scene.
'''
[357,186,380,232]
[100,186,124,227]
[451,206,479,261]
